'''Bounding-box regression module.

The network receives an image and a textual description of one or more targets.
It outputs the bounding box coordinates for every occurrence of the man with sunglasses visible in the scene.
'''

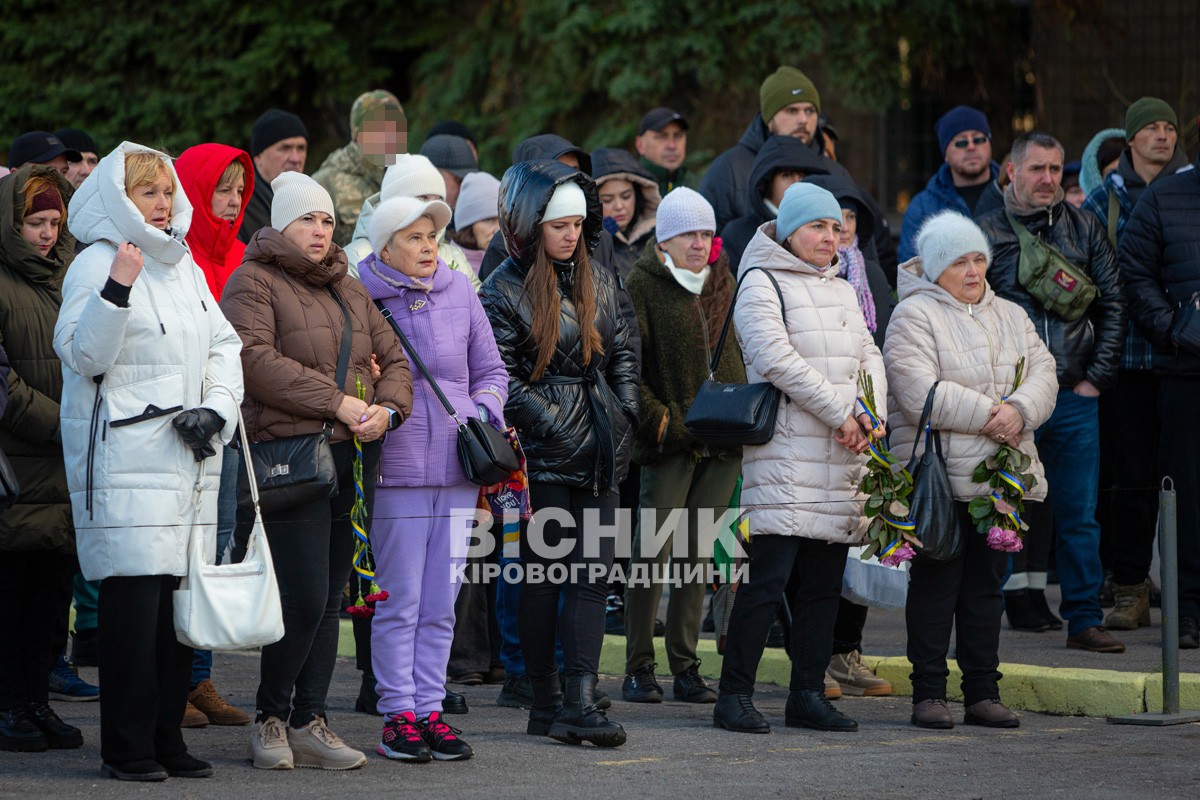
[898,106,1004,261]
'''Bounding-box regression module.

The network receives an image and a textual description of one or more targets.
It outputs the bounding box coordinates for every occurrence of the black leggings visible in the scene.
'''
[518,482,617,679]
[0,551,75,709]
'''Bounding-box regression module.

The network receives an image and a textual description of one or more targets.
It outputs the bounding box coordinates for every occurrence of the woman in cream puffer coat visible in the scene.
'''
[883,210,1057,731]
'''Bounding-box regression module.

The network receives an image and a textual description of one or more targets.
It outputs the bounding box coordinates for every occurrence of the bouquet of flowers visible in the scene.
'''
[857,371,920,566]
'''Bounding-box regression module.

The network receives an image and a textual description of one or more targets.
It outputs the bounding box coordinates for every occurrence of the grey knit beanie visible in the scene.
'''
[915,210,991,284]
[454,171,501,231]
[271,172,335,232]
[655,187,715,242]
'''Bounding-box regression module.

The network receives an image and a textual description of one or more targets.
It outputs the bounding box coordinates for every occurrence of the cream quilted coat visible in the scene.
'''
[734,223,887,544]
[883,258,1058,501]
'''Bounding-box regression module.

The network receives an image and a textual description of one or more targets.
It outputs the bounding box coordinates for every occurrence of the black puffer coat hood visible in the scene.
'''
[498,160,604,269]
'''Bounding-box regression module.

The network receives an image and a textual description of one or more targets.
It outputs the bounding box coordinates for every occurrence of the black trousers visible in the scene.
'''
[0,551,75,709]
[1159,379,1200,620]
[251,439,379,724]
[518,482,617,678]
[97,574,192,763]
[831,598,869,655]
[906,502,1008,705]
[1098,370,1162,585]
[719,535,848,695]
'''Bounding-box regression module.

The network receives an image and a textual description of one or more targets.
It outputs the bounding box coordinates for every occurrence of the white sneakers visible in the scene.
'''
[249,716,367,771]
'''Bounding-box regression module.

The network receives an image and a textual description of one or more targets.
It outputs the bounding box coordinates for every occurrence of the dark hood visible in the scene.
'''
[803,173,876,241]
[175,143,255,272]
[498,160,603,269]
[746,135,830,220]
[512,134,592,175]
[0,164,75,287]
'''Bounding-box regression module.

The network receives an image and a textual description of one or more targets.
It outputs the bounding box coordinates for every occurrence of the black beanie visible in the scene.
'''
[251,109,308,157]
[55,127,98,154]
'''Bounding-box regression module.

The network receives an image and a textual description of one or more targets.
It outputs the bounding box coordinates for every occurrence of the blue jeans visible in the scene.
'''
[191,445,241,687]
[496,552,565,676]
[1034,390,1103,635]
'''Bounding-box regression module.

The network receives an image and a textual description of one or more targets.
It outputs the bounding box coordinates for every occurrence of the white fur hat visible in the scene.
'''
[915,210,992,283]
[271,172,335,232]
[369,196,452,256]
[380,154,447,203]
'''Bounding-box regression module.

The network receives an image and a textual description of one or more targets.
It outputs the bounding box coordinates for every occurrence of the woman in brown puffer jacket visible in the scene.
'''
[220,173,411,771]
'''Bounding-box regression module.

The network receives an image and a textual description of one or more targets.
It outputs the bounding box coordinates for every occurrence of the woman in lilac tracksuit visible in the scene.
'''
[358,196,508,763]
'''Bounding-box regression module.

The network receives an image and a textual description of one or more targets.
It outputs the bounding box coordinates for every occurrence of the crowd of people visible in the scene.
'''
[1,66,1198,779]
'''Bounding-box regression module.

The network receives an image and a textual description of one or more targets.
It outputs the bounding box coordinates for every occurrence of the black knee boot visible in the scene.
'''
[526,672,562,736]
[548,672,626,747]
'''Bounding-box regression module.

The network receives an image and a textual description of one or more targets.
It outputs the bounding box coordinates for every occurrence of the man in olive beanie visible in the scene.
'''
[759,66,821,144]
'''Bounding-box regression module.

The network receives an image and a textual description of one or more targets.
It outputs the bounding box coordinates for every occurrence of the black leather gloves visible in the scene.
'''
[172,407,226,462]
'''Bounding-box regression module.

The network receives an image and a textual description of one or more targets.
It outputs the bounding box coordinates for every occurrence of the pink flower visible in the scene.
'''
[987,526,1006,548]
[880,543,916,567]
[986,527,1024,553]
[993,498,1016,515]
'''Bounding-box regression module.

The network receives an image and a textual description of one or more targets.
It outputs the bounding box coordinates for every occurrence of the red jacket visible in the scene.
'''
[176,143,255,300]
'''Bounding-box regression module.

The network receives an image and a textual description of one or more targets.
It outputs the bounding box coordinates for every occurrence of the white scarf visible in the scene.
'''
[661,249,709,295]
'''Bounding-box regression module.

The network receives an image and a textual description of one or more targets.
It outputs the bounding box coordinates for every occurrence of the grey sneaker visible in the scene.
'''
[248,716,293,770]
[288,717,367,770]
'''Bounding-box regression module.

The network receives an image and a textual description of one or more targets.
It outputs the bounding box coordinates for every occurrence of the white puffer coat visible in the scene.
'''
[54,142,244,581]
[883,258,1058,501]
[734,223,887,544]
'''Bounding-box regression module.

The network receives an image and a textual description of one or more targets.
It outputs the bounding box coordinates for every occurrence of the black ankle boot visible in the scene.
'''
[354,672,379,714]
[712,692,770,734]
[443,688,469,715]
[1004,590,1050,632]
[0,707,49,752]
[548,672,626,747]
[785,689,858,732]
[1027,589,1063,630]
[25,701,83,749]
[560,671,611,709]
[526,672,563,736]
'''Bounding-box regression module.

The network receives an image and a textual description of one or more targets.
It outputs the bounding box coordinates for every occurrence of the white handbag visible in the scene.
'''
[174,405,285,650]
[841,545,910,610]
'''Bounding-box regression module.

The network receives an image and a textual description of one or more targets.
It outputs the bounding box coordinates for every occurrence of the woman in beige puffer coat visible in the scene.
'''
[883,210,1057,731]
[714,183,886,736]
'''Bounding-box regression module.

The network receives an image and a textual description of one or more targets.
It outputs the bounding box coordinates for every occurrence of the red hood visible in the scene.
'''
[176,143,255,299]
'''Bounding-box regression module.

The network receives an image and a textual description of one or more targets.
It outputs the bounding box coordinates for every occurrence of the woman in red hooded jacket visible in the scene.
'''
[172,143,255,729]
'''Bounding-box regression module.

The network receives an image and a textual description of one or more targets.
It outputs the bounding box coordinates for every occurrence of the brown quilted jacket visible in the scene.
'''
[220,228,412,443]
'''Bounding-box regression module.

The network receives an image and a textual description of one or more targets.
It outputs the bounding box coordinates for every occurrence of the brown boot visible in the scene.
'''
[1104,580,1152,630]
[187,679,251,726]
[963,699,1019,728]
[911,698,954,729]
[181,702,208,728]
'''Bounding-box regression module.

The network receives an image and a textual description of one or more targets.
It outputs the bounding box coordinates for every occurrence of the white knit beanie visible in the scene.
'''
[380,154,447,202]
[271,172,335,232]
[454,171,501,231]
[369,196,453,256]
[915,210,992,283]
[542,180,587,223]
[655,186,715,243]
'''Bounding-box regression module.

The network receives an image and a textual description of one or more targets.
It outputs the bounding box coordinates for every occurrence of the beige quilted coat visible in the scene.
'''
[883,258,1058,502]
[733,223,887,544]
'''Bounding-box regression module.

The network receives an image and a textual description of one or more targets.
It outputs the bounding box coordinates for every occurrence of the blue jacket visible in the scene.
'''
[898,162,1002,261]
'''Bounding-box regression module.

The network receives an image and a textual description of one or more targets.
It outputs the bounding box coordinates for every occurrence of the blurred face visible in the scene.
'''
[658,229,713,273]
[785,218,840,267]
[382,217,439,279]
[1007,144,1063,209]
[65,152,98,189]
[357,116,406,166]
[282,211,334,263]
[598,178,636,230]
[839,207,857,247]
[1129,120,1178,168]
[768,102,819,144]
[1065,185,1086,208]
[128,173,174,230]
[211,177,245,221]
[542,216,583,261]
[470,218,499,248]
[944,130,992,183]
[635,123,687,170]
[254,136,307,184]
[935,251,989,304]
[440,170,462,209]
[768,170,804,207]
[21,209,61,256]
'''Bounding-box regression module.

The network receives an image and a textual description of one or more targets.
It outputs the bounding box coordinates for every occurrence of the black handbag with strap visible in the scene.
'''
[375,300,518,486]
[684,267,787,446]
[237,287,352,512]
[904,382,962,561]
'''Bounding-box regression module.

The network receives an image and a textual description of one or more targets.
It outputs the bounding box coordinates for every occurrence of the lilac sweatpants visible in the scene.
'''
[370,483,480,717]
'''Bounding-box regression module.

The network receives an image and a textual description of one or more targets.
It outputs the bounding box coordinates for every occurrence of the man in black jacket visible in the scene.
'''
[977,132,1127,654]
[1119,157,1200,649]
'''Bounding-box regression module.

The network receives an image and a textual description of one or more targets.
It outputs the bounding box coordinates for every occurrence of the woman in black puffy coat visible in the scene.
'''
[480,160,639,747]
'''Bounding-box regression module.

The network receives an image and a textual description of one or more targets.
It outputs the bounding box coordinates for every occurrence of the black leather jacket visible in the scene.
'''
[976,199,1126,392]
[479,161,640,490]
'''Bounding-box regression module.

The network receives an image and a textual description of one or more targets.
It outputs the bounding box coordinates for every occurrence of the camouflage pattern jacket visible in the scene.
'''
[312,141,385,246]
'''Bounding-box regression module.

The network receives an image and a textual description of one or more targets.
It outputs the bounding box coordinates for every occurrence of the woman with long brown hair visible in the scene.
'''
[479,160,639,747]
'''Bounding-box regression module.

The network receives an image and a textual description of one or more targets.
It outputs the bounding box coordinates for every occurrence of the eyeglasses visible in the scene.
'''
[952,135,990,149]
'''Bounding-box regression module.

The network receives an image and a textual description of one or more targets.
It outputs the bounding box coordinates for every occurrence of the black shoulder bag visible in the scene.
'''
[904,382,962,561]
[684,267,787,446]
[237,287,350,512]
[375,300,518,486]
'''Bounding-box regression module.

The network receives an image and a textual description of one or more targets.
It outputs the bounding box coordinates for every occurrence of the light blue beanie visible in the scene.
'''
[774,182,844,244]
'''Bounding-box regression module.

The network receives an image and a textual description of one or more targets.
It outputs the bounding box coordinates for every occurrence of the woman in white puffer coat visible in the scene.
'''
[54,142,243,781]
[713,182,887,736]
[884,210,1057,731]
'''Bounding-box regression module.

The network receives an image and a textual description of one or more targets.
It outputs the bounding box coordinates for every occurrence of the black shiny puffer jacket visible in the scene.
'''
[480,160,640,490]
[976,200,1125,392]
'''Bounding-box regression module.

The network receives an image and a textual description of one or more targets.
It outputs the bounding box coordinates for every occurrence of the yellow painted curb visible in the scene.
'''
[1143,672,1200,713]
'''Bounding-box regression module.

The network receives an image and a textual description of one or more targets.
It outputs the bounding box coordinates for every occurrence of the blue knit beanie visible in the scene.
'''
[774,182,843,244]
[935,106,991,154]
